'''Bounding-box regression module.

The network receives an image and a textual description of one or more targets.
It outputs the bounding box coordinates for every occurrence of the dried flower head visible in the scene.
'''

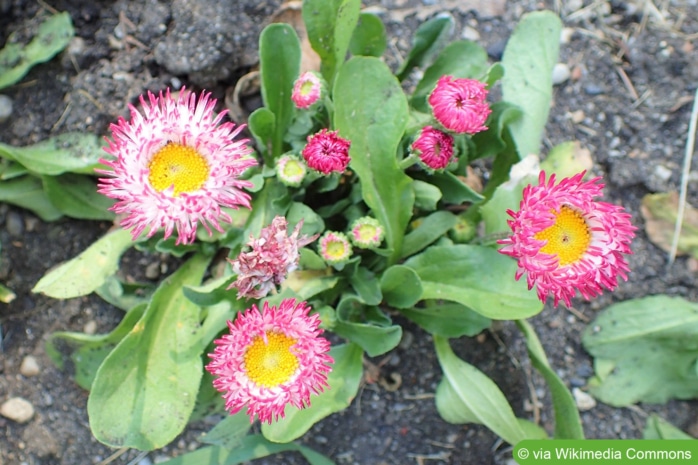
[498,171,636,307]
[206,298,333,424]
[411,126,455,170]
[97,88,256,245]
[229,216,318,299]
[291,71,323,109]
[349,216,384,249]
[276,155,307,187]
[301,129,351,175]
[428,75,491,135]
[319,231,352,264]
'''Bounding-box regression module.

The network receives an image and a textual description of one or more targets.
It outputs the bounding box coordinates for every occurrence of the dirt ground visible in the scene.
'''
[1,0,698,464]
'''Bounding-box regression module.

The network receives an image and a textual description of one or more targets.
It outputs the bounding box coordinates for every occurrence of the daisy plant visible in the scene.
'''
[28,0,641,461]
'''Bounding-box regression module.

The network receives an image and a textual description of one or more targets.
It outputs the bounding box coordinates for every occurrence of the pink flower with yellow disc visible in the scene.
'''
[498,171,636,307]
[206,298,333,424]
[97,88,256,245]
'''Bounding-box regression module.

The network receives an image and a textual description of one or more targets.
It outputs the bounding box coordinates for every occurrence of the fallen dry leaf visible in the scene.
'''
[640,192,698,259]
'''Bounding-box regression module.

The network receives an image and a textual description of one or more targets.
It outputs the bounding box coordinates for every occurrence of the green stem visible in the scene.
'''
[399,153,420,170]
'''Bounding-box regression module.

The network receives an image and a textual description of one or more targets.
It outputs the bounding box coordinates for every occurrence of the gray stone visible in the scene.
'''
[0,95,13,123]
[20,355,40,377]
[6,211,24,237]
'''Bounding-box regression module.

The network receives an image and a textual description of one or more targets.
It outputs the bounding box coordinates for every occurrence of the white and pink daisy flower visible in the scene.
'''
[301,129,351,175]
[229,216,318,299]
[411,126,455,170]
[291,71,323,109]
[206,298,333,424]
[497,171,636,308]
[428,75,491,135]
[349,216,384,249]
[97,88,257,245]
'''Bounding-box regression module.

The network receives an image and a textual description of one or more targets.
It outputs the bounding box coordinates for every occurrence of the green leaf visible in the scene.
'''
[183,274,236,307]
[259,23,301,161]
[404,244,543,319]
[349,12,386,57]
[154,434,335,465]
[516,319,584,439]
[248,107,275,157]
[302,0,361,84]
[88,254,210,450]
[348,266,381,305]
[395,13,455,81]
[470,102,523,161]
[0,282,16,303]
[262,343,362,443]
[413,171,484,205]
[411,40,489,113]
[0,12,74,89]
[0,175,63,221]
[434,335,528,445]
[200,413,251,449]
[480,167,538,236]
[412,179,442,211]
[401,210,457,259]
[582,295,698,406]
[287,201,325,237]
[399,302,490,338]
[0,160,29,180]
[95,276,154,311]
[334,57,413,266]
[331,296,402,357]
[42,173,115,220]
[45,304,147,390]
[643,415,694,440]
[501,11,562,158]
[540,141,593,180]
[33,228,135,298]
[380,265,422,309]
[0,133,106,175]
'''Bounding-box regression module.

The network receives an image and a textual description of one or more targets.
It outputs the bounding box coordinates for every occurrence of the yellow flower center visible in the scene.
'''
[244,332,300,388]
[357,224,377,242]
[300,79,315,96]
[326,240,347,259]
[283,159,305,178]
[148,143,209,196]
[534,205,591,266]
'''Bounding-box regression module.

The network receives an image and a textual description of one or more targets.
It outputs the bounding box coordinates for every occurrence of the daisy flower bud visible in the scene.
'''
[428,75,491,135]
[498,171,636,308]
[450,213,477,243]
[275,155,307,187]
[302,129,351,175]
[411,126,455,170]
[319,231,353,265]
[349,216,384,249]
[291,71,323,109]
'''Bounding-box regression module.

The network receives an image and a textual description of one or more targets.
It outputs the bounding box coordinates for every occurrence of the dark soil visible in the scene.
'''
[1,1,698,464]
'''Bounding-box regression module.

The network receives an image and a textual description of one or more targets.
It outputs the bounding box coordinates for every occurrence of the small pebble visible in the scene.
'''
[83,320,97,335]
[584,83,604,95]
[0,94,13,123]
[654,165,673,182]
[145,262,160,280]
[137,457,153,465]
[569,377,586,388]
[20,355,40,377]
[573,387,596,411]
[6,211,24,237]
[1,397,35,423]
[552,63,571,85]
[559,27,575,44]
[462,26,480,42]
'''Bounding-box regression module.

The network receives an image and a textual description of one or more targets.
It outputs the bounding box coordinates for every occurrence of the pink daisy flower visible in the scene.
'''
[97,88,256,245]
[497,171,636,308]
[319,231,352,265]
[411,126,455,170]
[291,71,323,109]
[428,75,491,134]
[229,216,318,299]
[206,298,333,424]
[301,129,351,175]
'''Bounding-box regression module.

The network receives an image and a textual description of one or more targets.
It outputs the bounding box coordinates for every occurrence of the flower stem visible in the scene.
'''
[399,153,419,170]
